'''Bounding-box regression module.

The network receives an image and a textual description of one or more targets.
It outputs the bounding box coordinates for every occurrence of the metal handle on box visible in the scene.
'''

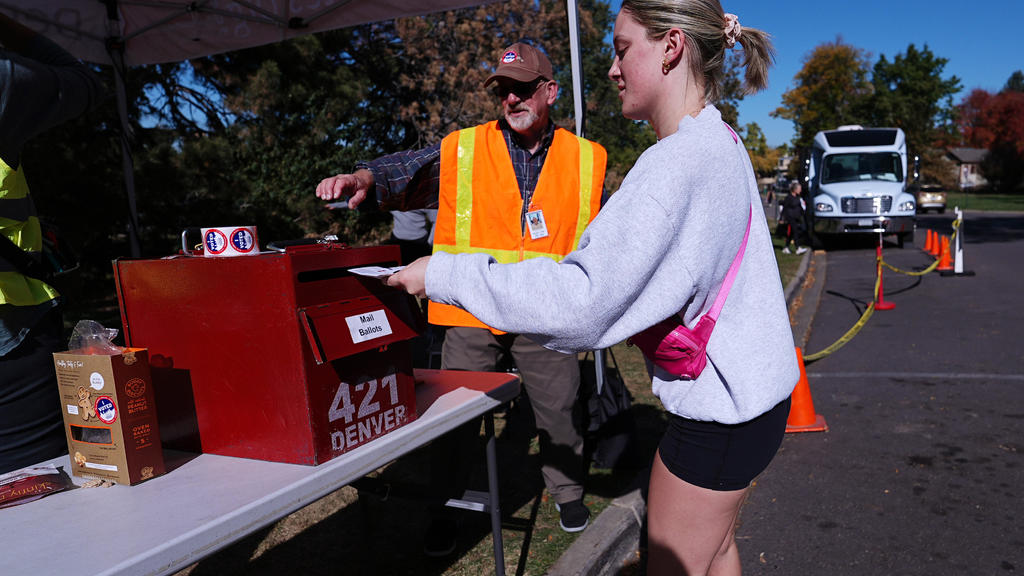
[180,229,203,257]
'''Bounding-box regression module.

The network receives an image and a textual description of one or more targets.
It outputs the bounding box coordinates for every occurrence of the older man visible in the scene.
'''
[316,41,607,554]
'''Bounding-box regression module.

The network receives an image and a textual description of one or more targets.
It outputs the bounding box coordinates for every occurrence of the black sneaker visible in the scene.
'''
[555,499,590,533]
[422,515,457,557]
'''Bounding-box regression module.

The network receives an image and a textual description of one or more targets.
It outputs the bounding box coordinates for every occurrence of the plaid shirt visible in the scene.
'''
[357,120,558,230]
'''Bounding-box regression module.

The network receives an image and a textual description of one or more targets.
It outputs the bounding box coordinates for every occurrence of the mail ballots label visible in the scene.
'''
[345,309,393,344]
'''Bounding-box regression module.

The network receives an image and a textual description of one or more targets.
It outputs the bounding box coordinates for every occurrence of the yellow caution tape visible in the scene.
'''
[882,257,940,276]
[880,216,961,276]
[804,270,881,363]
[804,215,962,364]
[803,302,875,363]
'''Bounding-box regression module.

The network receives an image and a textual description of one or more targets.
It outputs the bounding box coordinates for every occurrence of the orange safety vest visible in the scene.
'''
[431,121,606,332]
[1,158,58,307]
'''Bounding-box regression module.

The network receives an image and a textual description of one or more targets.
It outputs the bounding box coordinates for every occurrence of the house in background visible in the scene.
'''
[947,148,989,190]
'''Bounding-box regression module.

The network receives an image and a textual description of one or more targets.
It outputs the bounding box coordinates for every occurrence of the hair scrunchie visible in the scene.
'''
[723,13,742,48]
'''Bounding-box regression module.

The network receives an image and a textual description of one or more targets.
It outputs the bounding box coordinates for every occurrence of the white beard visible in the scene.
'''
[504,108,540,133]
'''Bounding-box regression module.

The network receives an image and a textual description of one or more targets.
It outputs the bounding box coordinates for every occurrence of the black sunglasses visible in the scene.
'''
[492,79,548,100]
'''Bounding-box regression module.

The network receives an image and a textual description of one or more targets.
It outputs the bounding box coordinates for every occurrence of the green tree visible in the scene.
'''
[26,0,740,318]
[716,50,745,129]
[390,0,570,146]
[395,0,656,193]
[865,44,961,159]
[1005,70,1024,93]
[571,0,655,190]
[772,38,873,149]
[742,122,779,177]
[164,27,399,245]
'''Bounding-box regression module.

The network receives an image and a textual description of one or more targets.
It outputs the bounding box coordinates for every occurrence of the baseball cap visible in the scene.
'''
[484,43,553,88]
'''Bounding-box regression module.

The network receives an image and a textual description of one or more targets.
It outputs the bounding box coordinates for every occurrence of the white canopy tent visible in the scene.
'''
[0,0,587,256]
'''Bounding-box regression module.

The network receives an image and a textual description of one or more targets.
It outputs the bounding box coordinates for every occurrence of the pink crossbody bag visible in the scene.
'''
[628,205,752,380]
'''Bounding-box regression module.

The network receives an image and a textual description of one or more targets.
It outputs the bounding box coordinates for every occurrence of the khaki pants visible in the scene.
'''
[438,326,584,504]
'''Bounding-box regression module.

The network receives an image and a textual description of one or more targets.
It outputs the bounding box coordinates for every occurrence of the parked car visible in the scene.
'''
[916,184,947,214]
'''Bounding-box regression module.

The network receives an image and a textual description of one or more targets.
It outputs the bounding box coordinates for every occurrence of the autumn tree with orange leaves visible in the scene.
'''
[771,38,873,149]
[773,39,962,187]
[959,81,1024,191]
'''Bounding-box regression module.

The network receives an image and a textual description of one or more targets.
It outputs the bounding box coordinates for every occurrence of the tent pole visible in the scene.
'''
[105,0,142,258]
[566,0,604,391]
[111,50,142,258]
[566,0,585,139]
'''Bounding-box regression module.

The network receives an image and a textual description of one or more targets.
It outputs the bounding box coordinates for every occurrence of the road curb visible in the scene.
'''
[784,248,814,307]
[545,488,645,576]
[787,249,826,349]
[548,248,824,575]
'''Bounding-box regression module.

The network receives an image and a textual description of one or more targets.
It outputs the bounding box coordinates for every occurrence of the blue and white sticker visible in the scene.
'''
[230,227,256,253]
[502,49,519,63]
[204,229,228,254]
[95,396,117,424]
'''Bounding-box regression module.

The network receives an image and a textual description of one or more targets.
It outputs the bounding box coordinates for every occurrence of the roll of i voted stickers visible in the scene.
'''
[201,226,260,257]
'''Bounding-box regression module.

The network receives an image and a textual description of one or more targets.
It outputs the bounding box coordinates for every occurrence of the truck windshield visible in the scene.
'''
[821,153,903,184]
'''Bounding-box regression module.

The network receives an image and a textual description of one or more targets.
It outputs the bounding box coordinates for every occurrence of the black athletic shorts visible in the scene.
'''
[658,397,791,491]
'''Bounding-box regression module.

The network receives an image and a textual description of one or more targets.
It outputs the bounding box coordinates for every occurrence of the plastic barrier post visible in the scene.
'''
[786,347,828,433]
[941,207,975,277]
[954,213,963,274]
[875,237,896,311]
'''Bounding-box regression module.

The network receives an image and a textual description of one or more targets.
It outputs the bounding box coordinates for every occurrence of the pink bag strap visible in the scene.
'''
[705,204,752,322]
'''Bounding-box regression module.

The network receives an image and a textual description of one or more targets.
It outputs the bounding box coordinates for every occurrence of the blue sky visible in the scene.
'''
[607,0,1024,147]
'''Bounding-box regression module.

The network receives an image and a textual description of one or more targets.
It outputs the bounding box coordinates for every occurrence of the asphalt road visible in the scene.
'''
[736,211,1024,575]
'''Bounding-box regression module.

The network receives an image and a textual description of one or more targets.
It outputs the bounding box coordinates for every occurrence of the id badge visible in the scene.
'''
[526,209,549,240]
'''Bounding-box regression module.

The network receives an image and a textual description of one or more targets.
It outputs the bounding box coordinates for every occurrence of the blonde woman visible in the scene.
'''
[387,1,798,573]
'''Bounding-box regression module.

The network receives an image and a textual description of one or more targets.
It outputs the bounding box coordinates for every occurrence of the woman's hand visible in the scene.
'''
[385,256,430,298]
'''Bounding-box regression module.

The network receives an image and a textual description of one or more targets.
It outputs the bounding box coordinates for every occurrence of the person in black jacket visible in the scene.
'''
[779,180,808,254]
[1,12,105,474]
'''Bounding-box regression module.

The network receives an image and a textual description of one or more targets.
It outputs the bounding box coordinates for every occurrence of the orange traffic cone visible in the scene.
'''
[924,229,934,254]
[929,230,941,257]
[937,235,953,271]
[786,347,828,433]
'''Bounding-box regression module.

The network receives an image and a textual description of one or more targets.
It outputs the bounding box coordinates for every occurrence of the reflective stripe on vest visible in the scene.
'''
[0,158,58,306]
[430,121,606,331]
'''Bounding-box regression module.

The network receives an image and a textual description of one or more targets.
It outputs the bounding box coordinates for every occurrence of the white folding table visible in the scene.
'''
[1,369,520,576]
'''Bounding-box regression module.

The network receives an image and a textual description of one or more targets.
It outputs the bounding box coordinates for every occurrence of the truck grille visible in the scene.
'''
[841,196,892,214]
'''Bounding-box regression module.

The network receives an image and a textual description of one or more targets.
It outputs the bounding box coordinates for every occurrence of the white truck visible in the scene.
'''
[808,126,917,247]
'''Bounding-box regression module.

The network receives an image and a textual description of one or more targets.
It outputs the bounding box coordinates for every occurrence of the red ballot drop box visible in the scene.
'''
[113,243,425,465]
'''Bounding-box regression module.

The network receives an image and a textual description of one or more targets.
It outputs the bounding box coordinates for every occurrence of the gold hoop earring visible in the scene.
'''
[662,58,671,75]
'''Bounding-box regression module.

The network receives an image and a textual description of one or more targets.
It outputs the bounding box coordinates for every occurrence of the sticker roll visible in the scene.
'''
[200,226,260,257]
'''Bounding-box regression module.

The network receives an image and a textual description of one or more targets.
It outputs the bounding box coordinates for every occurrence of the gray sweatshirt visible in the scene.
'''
[426,105,799,424]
